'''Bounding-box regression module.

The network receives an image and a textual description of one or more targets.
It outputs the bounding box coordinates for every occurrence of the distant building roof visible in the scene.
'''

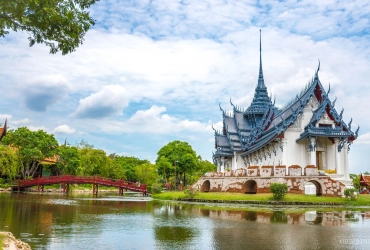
[0,119,7,141]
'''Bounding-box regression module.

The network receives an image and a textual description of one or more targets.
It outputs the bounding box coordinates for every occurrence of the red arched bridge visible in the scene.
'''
[11,175,150,196]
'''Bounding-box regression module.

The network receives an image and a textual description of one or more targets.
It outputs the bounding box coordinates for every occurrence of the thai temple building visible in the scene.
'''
[195,31,360,196]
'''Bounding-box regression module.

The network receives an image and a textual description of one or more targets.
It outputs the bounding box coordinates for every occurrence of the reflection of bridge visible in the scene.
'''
[11,175,150,195]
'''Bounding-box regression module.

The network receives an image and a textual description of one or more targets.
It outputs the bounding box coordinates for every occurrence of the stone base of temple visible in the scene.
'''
[325,175,354,189]
[194,173,347,197]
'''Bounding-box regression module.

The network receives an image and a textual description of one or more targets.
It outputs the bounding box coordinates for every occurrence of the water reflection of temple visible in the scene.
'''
[189,208,365,227]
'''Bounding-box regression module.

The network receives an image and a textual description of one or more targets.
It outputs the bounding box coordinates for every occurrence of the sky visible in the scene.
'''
[0,0,369,173]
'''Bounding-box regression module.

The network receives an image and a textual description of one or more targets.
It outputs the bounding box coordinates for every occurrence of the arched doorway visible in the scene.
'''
[304,181,322,196]
[201,180,210,192]
[243,180,257,194]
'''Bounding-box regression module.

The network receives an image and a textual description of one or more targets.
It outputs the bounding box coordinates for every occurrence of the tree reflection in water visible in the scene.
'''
[154,226,197,248]
[270,211,288,223]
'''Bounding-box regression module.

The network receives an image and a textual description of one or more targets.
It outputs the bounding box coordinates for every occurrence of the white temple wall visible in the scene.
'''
[302,104,315,128]
[339,148,346,176]
[326,140,336,171]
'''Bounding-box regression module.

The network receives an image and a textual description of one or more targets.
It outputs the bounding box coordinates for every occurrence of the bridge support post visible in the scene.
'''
[119,187,124,196]
[93,184,98,196]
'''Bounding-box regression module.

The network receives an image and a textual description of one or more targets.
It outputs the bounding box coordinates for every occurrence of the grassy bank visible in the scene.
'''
[152,192,370,206]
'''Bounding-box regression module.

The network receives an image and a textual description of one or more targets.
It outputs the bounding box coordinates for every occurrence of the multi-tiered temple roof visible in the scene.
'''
[213,32,359,159]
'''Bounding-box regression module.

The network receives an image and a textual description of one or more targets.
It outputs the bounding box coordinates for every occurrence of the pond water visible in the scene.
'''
[1,192,370,249]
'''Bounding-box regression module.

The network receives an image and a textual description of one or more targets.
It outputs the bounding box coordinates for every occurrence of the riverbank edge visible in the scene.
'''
[0,232,31,250]
[174,198,347,206]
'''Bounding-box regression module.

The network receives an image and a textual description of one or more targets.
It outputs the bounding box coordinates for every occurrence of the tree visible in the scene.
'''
[156,140,199,188]
[135,162,158,186]
[75,139,94,149]
[0,0,98,54]
[198,159,216,175]
[78,148,110,176]
[156,155,173,183]
[350,174,360,190]
[112,156,149,181]
[191,158,216,184]
[2,127,58,179]
[56,145,81,175]
[0,144,20,179]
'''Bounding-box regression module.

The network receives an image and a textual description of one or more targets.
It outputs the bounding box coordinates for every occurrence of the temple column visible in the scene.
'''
[217,158,221,172]
[280,139,288,174]
[322,152,327,170]
[343,142,349,179]
[221,157,225,172]
[232,152,237,170]
[334,138,342,175]
[308,137,316,168]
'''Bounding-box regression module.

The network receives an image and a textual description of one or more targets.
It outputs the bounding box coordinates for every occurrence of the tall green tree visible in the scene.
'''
[198,159,216,175]
[0,145,20,179]
[2,127,58,179]
[0,0,98,54]
[56,145,81,175]
[112,156,149,181]
[135,162,158,186]
[156,155,173,183]
[156,140,198,187]
[78,148,110,176]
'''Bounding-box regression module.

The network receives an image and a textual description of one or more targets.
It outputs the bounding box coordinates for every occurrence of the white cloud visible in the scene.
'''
[53,125,76,134]
[126,105,211,133]
[0,114,12,121]
[12,118,31,125]
[356,132,370,145]
[98,105,212,134]
[72,85,129,118]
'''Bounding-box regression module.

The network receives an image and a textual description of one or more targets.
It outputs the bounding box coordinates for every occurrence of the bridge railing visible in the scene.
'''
[12,175,149,193]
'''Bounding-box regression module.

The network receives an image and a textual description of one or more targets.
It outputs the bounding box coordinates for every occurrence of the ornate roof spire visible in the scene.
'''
[244,29,272,121]
[258,29,265,89]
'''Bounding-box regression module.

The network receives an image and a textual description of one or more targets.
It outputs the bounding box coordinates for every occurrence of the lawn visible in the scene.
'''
[152,191,370,206]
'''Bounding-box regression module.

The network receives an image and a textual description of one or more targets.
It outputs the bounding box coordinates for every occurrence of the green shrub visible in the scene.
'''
[270,183,288,200]
[0,178,9,188]
[184,185,198,198]
[151,183,163,194]
[344,188,358,201]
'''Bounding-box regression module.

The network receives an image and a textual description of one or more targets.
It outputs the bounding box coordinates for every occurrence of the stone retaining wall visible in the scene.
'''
[194,175,346,197]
